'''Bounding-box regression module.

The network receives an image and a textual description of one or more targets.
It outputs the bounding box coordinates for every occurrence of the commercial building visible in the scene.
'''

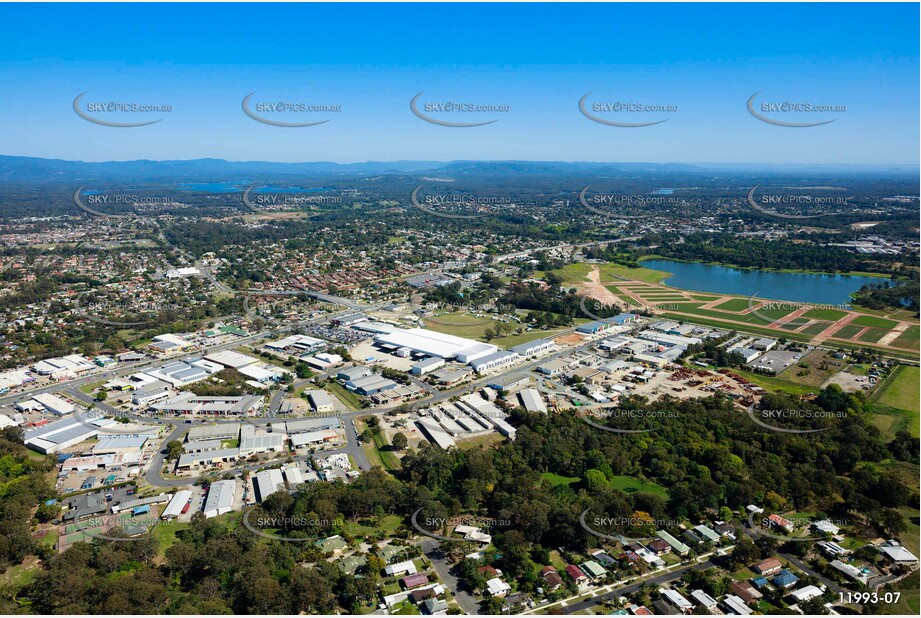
[132,380,172,406]
[411,357,446,376]
[337,365,373,382]
[203,480,236,518]
[509,337,556,357]
[165,267,200,279]
[346,373,397,396]
[254,469,285,502]
[487,373,531,392]
[238,364,281,383]
[374,328,497,363]
[161,490,193,519]
[517,388,547,413]
[31,393,75,416]
[176,448,240,469]
[239,430,286,457]
[637,330,702,348]
[279,417,340,434]
[186,423,240,441]
[306,390,335,413]
[24,415,116,454]
[152,393,263,416]
[31,355,95,376]
[290,430,340,449]
[417,418,456,450]
[144,360,208,388]
[469,350,520,374]
[536,358,573,376]
[282,463,305,487]
[91,434,151,455]
[265,334,326,354]
[203,350,258,369]
[332,312,367,326]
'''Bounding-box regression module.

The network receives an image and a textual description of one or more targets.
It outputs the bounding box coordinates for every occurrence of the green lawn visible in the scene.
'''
[326,381,363,410]
[802,308,848,321]
[341,514,403,539]
[833,324,863,339]
[714,298,751,312]
[154,521,190,556]
[608,476,669,498]
[732,369,815,396]
[541,472,579,487]
[875,366,921,412]
[800,321,832,336]
[870,366,920,438]
[852,315,898,329]
[548,262,671,285]
[859,327,889,343]
[892,325,920,350]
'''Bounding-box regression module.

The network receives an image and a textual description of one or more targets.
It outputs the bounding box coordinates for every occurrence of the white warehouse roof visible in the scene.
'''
[375,328,496,361]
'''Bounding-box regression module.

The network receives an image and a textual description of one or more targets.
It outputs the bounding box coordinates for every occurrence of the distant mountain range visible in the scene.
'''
[0,154,916,182]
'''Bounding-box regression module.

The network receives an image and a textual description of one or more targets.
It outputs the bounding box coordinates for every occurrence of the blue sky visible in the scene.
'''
[0,3,917,164]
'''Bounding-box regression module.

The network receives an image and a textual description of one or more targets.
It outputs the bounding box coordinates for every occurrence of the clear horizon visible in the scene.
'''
[1,3,918,165]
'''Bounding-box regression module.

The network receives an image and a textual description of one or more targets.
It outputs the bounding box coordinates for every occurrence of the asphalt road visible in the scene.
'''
[420,538,482,615]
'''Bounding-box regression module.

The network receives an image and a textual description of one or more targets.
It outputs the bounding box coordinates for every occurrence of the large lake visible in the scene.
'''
[642,259,882,305]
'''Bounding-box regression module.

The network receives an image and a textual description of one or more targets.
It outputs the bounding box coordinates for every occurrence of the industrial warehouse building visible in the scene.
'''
[290,430,340,449]
[31,392,75,416]
[24,415,116,454]
[374,328,497,363]
[517,388,548,413]
[152,393,263,416]
[177,447,240,469]
[411,357,445,375]
[274,417,341,434]
[469,350,520,374]
[346,373,398,396]
[186,423,241,441]
[509,337,556,357]
[306,390,335,413]
[161,490,193,519]
[254,469,285,502]
[204,350,258,369]
[203,480,236,518]
[132,380,172,406]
